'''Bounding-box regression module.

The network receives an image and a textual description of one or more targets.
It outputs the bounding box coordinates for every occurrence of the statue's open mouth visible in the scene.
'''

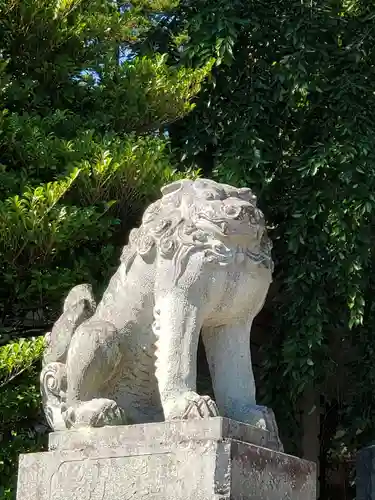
[196,212,263,240]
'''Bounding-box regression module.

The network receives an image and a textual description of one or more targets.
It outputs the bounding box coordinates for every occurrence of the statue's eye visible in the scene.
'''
[223,205,239,216]
[205,192,215,200]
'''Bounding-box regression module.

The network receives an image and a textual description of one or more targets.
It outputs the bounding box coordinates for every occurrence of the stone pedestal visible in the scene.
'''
[357,445,375,500]
[17,418,316,500]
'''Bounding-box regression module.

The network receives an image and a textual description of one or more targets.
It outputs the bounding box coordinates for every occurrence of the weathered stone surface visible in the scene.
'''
[48,417,282,452]
[17,419,316,500]
[40,178,278,437]
[357,445,375,500]
[231,441,316,499]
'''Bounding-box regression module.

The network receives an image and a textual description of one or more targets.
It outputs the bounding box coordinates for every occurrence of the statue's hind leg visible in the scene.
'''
[63,319,127,428]
[202,321,283,448]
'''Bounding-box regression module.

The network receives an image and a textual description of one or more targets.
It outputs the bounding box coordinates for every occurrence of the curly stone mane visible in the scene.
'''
[121,178,273,283]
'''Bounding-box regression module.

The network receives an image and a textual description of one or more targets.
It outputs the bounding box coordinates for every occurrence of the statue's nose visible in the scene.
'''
[239,205,257,220]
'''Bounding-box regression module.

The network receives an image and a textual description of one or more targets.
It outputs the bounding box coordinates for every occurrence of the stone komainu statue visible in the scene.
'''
[41,178,279,437]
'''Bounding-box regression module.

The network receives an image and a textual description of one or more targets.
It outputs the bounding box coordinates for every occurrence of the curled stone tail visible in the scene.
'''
[41,284,96,430]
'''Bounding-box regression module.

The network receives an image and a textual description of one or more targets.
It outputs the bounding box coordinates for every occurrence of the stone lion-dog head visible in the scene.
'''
[121,178,273,283]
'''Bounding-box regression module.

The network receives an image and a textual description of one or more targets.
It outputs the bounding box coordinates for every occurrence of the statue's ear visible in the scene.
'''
[238,187,257,204]
[160,179,190,196]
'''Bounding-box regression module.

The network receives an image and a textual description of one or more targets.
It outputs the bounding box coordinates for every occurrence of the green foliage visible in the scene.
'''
[0,338,45,388]
[0,0,205,496]
[0,338,47,500]
[161,0,375,462]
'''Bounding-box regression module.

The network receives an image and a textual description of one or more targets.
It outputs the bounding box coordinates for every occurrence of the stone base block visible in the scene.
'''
[17,418,316,500]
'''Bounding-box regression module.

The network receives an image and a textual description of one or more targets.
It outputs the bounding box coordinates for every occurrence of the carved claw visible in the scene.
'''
[62,398,127,429]
[164,392,220,420]
[181,395,220,419]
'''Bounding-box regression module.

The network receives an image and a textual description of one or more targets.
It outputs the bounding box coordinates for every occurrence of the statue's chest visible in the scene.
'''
[206,264,271,324]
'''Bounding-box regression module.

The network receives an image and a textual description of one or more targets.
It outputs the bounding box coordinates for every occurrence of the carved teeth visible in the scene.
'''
[237,253,245,264]
[153,307,161,317]
[152,322,160,338]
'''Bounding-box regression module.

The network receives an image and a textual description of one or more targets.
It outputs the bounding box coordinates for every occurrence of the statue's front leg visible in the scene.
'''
[202,320,261,425]
[153,281,219,421]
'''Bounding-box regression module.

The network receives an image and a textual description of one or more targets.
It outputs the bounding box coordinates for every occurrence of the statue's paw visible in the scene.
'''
[165,391,220,420]
[62,398,127,429]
